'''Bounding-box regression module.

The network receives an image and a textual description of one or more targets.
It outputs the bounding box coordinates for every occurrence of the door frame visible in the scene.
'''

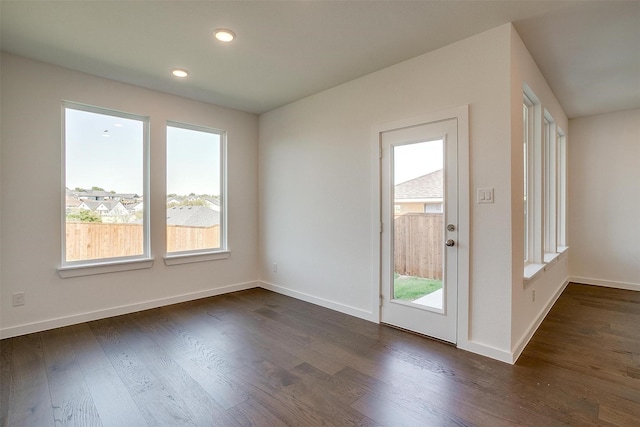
[371,105,470,346]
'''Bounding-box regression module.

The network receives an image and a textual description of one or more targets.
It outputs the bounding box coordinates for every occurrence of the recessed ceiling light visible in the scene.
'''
[214,29,235,42]
[171,68,189,78]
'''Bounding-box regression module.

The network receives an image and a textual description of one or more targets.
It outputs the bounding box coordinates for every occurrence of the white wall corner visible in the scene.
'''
[569,277,640,292]
[510,277,569,364]
[456,340,515,364]
[259,281,377,323]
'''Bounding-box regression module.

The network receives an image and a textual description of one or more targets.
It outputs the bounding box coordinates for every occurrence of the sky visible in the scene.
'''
[393,138,443,185]
[166,125,220,196]
[65,108,220,196]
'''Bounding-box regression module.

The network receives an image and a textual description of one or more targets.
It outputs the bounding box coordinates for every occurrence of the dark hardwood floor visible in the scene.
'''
[1,283,638,426]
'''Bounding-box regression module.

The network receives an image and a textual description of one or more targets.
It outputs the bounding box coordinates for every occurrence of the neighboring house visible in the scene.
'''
[128,201,144,212]
[203,197,220,211]
[64,195,82,214]
[75,190,114,201]
[77,200,131,222]
[116,193,141,205]
[394,169,443,215]
[167,196,182,207]
[167,205,220,228]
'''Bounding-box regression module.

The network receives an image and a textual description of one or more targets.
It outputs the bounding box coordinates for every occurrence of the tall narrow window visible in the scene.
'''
[63,103,149,265]
[166,122,226,255]
[557,130,568,249]
[544,114,557,256]
[523,94,534,263]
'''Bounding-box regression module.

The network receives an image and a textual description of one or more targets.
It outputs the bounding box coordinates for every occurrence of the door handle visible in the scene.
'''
[445,239,455,247]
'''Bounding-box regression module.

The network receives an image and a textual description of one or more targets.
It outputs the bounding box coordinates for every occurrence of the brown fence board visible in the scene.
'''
[394,213,443,279]
[65,223,220,261]
[167,225,220,253]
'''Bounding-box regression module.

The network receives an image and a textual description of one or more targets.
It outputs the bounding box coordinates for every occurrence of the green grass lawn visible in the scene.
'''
[393,274,443,301]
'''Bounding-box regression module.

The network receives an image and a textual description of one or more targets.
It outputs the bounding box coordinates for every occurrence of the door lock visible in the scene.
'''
[447,224,456,232]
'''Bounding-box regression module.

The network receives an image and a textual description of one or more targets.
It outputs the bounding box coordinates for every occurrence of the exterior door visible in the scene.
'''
[380,118,458,343]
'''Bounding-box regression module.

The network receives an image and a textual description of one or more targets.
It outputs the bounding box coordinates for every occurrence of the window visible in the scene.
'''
[62,102,149,268]
[543,113,557,256]
[424,203,443,213]
[557,130,568,249]
[523,87,568,280]
[166,122,226,257]
[523,93,535,263]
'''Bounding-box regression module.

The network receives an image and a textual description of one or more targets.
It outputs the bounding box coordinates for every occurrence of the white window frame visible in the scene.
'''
[58,102,152,278]
[543,112,557,258]
[164,121,229,265]
[523,95,533,263]
[523,87,544,280]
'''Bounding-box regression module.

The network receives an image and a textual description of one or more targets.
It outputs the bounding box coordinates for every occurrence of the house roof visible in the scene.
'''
[79,200,123,211]
[395,169,443,200]
[117,193,140,199]
[79,190,113,198]
[65,196,82,207]
[166,206,220,228]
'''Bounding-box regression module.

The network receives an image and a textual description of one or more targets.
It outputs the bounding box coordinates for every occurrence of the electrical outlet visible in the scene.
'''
[12,292,25,307]
[532,289,536,302]
[273,263,278,273]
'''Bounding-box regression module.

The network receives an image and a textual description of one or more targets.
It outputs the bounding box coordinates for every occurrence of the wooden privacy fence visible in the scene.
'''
[167,224,220,253]
[394,213,444,279]
[65,223,220,261]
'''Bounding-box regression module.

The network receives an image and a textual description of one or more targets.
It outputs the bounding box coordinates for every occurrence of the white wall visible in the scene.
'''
[509,28,569,359]
[259,24,517,358]
[569,109,640,290]
[0,54,259,337]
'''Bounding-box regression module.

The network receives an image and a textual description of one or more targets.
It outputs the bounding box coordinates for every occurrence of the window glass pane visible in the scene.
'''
[64,105,146,263]
[166,124,224,253]
[393,139,444,310]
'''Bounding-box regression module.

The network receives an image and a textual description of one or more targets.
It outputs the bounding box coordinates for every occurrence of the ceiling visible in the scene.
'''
[1,1,638,118]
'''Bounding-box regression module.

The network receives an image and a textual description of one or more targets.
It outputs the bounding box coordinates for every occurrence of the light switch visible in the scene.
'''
[477,188,494,204]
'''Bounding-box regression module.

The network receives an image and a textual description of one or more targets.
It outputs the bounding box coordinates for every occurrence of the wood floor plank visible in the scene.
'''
[0,338,12,426]
[227,398,290,427]
[40,327,102,427]
[82,367,148,427]
[350,392,432,427]
[1,283,638,426]
[229,365,341,426]
[129,308,249,410]
[89,318,197,426]
[5,333,54,427]
[108,314,241,426]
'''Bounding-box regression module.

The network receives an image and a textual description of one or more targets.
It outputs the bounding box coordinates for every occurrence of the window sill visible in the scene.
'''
[164,250,230,266]
[58,258,154,278]
[524,263,545,281]
[543,252,560,269]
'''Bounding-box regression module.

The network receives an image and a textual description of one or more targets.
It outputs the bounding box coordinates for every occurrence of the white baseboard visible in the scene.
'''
[456,340,514,364]
[0,281,259,339]
[510,278,569,364]
[569,276,640,292]
[259,281,376,322]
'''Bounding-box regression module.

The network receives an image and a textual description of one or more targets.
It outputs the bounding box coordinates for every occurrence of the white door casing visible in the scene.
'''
[372,106,469,346]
